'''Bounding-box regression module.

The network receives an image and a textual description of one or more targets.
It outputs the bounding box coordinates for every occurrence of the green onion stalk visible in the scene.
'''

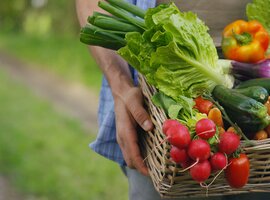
[80,0,146,50]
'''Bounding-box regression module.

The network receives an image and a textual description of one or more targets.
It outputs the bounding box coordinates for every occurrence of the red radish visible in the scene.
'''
[210,152,228,171]
[218,132,240,154]
[166,125,191,149]
[170,146,188,164]
[144,121,189,163]
[188,139,211,161]
[190,160,211,182]
[162,119,181,135]
[195,118,216,139]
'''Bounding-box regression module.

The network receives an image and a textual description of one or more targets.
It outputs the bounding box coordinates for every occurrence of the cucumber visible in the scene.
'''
[235,78,270,93]
[233,86,269,104]
[212,85,270,133]
[213,85,267,119]
[224,107,270,134]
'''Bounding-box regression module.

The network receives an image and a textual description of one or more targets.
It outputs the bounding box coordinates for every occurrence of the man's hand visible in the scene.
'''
[114,87,153,176]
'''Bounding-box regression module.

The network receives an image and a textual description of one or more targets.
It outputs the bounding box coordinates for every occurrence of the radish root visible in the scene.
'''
[143,137,168,162]
[200,159,232,197]
[179,158,199,173]
[196,128,216,137]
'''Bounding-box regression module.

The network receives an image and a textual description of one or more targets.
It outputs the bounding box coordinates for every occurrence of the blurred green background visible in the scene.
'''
[0,0,102,92]
[0,0,128,199]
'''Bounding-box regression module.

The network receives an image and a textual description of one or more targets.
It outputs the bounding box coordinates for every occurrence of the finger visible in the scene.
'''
[115,93,149,175]
[116,129,133,168]
[124,88,153,131]
[119,119,148,175]
[117,112,148,175]
[129,142,149,176]
[121,122,149,176]
[115,101,137,168]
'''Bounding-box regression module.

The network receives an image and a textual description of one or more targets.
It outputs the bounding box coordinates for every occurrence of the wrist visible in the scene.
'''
[108,66,134,100]
[96,49,134,99]
[89,46,135,99]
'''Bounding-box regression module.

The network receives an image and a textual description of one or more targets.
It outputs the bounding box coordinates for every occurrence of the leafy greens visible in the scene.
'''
[118,3,234,101]
[151,91,206,130]
[246,0,270,34]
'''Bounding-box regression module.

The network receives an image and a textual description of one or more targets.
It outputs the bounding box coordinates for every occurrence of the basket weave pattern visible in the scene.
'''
[138,74,270,198]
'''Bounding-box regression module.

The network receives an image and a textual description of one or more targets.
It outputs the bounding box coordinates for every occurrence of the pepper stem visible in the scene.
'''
[232,29,252,46]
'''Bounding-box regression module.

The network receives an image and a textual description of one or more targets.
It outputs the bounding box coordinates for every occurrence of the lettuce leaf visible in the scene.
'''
[151,91,207,130]
[246,0,270,34]
[118,3,233,101]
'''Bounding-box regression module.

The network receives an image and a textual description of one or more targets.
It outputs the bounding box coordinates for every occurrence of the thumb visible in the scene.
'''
[124,88,153,131]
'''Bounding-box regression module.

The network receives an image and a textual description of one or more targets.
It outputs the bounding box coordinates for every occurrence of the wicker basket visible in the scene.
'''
[138,74,270,198]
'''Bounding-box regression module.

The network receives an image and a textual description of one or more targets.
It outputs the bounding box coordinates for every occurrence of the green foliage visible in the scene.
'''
[0,0,79,36]
[0,1,100,90]
[45,0,79,36]
[0,0,29,31]
[0,32,102,93]
[246,0,270,34]
[0,68,128,200]
[23,11,52,36]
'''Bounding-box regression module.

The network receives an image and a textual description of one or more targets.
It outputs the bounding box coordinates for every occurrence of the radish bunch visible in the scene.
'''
[163,118,241,185]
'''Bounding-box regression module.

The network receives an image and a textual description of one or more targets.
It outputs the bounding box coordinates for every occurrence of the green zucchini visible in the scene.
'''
[212,85,270,133]
[224,107,270,133]
[235,78,270,93]
[233,86,269,104]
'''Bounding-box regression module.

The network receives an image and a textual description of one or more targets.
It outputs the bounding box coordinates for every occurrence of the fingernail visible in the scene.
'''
[143,120,152,131]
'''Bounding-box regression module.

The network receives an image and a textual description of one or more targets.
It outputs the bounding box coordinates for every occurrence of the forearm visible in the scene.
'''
[75,0,134,98]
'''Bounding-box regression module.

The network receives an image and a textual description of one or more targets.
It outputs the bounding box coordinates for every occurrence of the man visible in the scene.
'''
[75,0,268,199]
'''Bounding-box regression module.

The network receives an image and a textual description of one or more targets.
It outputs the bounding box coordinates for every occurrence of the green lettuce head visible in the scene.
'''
[118,3,234,101]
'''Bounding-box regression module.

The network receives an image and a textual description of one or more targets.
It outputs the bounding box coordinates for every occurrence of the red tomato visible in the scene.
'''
[194,96,213,114]
[225,154,250,188]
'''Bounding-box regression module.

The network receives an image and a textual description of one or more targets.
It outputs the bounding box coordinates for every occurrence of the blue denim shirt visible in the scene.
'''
[90,0,156,166]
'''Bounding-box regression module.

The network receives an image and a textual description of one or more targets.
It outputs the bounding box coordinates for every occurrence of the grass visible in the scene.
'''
[0,66,128,200]
[0,32,102,93]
